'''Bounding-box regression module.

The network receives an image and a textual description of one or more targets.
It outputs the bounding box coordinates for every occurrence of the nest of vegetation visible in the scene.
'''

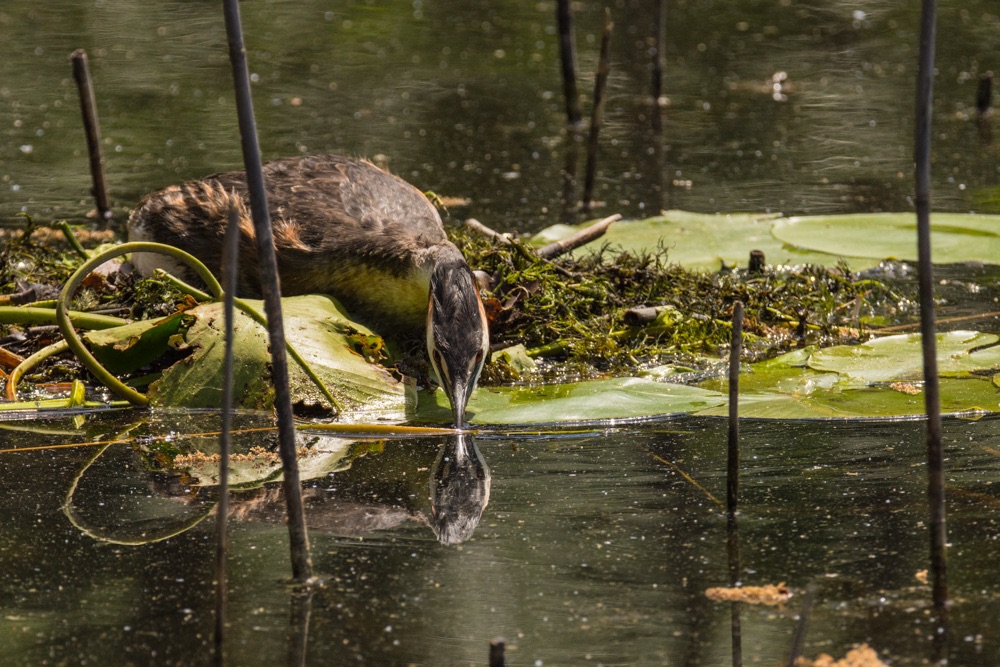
[449,225,913,383]
[0,220,913,390]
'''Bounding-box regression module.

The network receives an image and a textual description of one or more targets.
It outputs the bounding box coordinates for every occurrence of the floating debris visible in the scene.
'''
[793,644,888,667]
[704,582,793,606]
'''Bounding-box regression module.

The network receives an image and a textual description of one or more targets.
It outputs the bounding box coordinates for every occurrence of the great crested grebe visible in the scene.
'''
[127,154,489,426]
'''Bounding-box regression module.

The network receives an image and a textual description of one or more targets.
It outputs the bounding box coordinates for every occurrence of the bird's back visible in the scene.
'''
[128,154,458,335]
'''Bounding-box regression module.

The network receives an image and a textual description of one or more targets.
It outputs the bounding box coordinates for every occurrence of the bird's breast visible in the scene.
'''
[297,260,432,337]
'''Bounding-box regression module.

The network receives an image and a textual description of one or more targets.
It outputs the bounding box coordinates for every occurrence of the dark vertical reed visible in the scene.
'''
[785,583,816,667]
[214,206,241,664]
[976,73,993,144]
[489,638,506,667]
[727,301,743,517]
[650,0,667,211]
[288,588,314,667]
[726,511,742,667]
[557,0,582,222]
[222,0,313,582]
[914,0,948,648]
[976,73,993,117]
[582,10,614,215]
[70,49,112,225]
[556,0,582,127]
[726,301,744,667]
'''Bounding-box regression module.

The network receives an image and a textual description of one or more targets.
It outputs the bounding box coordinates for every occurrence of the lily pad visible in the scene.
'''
[148,295,405,415]
[807,331,1000,384]
[530,210,844,271]
[413,376,726,425]
[533,210,1000,272]
[771,213,1000,265]
[696,332,1000,419]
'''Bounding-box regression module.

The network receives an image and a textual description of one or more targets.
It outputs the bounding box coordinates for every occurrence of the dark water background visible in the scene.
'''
[3,0,1000,665]
[3,414,1000,665]
[2,0,1000,230]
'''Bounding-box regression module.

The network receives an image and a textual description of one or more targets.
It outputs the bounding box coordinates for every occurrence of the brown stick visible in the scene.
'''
[536,213,620,259]
[623,306,660,326]
[214,206,240,664]
[582,10,614,214]
[464,218,512,245]
[727,301,743,517]
[70,50,112,225]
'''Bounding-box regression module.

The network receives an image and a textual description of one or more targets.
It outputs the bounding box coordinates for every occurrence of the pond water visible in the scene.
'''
[3,0,1000,665]
[3,413,1000,665]
[2,0,1000,228]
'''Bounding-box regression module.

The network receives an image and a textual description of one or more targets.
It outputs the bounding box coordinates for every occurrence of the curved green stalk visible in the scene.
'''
[0,306,127,330]
[5,339,70,400]
[153,269,214,303]
[62,443,214,545]
[57,242,225,406]
[57,221,90,260]
[52,241,341,413]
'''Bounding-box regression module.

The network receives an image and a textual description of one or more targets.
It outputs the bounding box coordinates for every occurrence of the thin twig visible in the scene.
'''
[464,218,512,245]
[649,451,723,509]
[222,0,313,583]
[536,214,620,259]
[650,0,668,211]
[784,582,816,667]
[489,638,506,667]
[727,512,742,667]
[214,205,240,664]
[556,0,582,127]
[557,0,582,223]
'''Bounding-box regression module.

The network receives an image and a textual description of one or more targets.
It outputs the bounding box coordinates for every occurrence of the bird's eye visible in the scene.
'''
[475,350,484,364]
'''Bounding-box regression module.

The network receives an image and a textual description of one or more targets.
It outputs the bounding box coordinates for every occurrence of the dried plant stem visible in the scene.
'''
[727,301,743,517]
[914,0,948,648]
[222,0,313,583]
[70,49,112,225]
[582,10,614,214]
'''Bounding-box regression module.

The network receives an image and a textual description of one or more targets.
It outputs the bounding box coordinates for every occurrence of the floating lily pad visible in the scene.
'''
[807,331,1000,384]
[413,376,726,425]
[533,210,1000,272]
[530,210,846,271]
[696,332,1000,419]
[771,213,1000,265]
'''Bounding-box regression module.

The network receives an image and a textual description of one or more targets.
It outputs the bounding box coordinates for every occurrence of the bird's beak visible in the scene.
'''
[448,377,470,429]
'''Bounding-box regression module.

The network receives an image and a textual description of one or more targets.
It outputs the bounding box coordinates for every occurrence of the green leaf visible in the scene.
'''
[84,312,187,375]
[412,376,726,424]
[148,295,405,415]
[771,213,1000,265]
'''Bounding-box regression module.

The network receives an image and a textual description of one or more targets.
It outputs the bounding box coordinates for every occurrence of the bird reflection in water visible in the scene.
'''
[225,435,491,545]
[428,433,491,545]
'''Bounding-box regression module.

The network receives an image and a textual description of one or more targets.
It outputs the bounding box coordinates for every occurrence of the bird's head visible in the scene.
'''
[426,259,489,428]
